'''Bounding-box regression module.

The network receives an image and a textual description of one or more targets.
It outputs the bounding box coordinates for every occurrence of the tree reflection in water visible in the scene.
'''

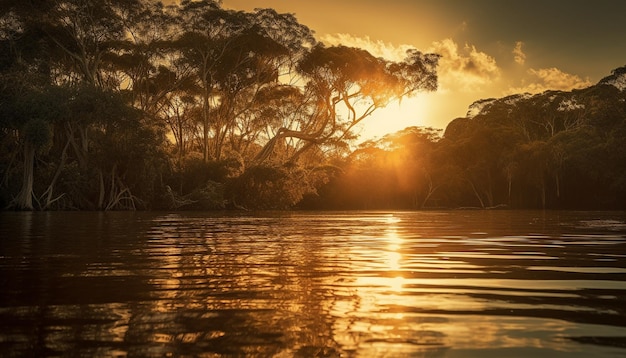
[0,211,625,357]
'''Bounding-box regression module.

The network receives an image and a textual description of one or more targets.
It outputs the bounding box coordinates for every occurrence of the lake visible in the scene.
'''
[1,210,625,357]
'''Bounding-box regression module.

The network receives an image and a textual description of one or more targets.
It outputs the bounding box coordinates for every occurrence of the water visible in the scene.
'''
[1,210,625,357]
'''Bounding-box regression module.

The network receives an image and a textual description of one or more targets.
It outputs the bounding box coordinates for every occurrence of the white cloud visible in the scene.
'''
[508,67,592,94]
[320,34,501,93]
[428,38,500,92]
[320,33,413,62]
[513,41,526,65]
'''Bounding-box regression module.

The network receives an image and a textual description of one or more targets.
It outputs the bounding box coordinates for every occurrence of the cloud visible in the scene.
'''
[320,33,414,62]
[428,38,500,91]
[508,67,592,94]
[320,34,501,92]
[513,41,526,65]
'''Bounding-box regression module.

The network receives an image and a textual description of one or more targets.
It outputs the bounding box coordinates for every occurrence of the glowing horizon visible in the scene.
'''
[221,0,626,140]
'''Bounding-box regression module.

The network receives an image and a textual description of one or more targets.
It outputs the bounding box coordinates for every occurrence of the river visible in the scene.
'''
[1,210,625,357]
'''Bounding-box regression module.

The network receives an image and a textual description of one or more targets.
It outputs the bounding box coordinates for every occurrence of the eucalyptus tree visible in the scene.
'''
[254,45,440,165]
[173,1,316,162]
[111,1,193,119]
[0,4,64,209]
[380,127,446,208]
[214,10,316,162]
[318,126,448,209]
[0,0,170,210]
[173,0,246,162]
[0,85,67,210]
[232,44,439,209]
[3,0,144,86]
[162,94,200,164]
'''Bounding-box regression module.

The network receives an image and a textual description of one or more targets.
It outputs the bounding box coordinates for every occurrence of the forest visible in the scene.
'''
[1,0,625,211]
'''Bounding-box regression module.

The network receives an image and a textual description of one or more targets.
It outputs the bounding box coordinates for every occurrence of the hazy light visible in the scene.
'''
[357,95,431,140]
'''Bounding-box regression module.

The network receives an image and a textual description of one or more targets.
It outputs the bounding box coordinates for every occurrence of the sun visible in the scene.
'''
[358,94,431,140]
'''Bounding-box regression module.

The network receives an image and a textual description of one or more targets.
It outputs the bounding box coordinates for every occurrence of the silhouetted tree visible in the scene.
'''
[255,45,440,165]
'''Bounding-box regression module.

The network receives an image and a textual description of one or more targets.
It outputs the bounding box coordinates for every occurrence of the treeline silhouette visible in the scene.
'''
[0,0,438,210]
[1,0,625,211]
[303,68,626,210]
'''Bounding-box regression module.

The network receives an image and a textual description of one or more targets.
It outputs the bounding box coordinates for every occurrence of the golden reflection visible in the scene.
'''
[384,219,404,291]
[389,276,405,292]
[5,212,626,357]
[386,251,402,271]
[384,214,401,224]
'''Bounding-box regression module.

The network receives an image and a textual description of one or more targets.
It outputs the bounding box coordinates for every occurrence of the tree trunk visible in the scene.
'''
[485,171,494,207]
[507,175,512,205]
[468,179,485,209]
[98,169,105,210]
[555,172,560,198]
[202,86,211,162]
[541,178,546,209]
[420,175,439,209]
[40,138,71,210]
[14,142,35,210]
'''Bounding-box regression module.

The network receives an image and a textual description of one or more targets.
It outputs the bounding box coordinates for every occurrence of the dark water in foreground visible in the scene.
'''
[1,211,626,357]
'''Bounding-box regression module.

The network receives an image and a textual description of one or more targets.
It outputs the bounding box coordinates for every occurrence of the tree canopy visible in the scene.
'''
[302,73,626,210]
[2,1,624,211]
[0,0,440,210]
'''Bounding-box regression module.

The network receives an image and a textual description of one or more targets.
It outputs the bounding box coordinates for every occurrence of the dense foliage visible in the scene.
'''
[1,0,624,211]
[0,0,439,210]
[303,68,626,210]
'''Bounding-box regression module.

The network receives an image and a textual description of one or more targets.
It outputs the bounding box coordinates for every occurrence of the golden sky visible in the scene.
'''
[212,0,626,138]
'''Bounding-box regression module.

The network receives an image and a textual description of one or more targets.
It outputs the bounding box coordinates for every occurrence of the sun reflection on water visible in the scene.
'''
[3,211,626,357]
[384,223,406,294]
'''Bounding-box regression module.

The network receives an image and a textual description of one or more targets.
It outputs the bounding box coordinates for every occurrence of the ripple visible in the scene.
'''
[1,210,625,357]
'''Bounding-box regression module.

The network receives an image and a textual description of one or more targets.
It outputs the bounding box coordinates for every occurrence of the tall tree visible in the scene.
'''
[173,1,247,162]
[1,86,64,209]
[173,2,316,163]
[255,45,440,164]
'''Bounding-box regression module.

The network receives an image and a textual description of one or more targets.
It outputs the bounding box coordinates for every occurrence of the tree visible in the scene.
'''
[173,2,248,162]
[112,2,187,114]
[173,3,316,164]
[39,0,143,86]
[0,84,73,209]
[255,45,440,165]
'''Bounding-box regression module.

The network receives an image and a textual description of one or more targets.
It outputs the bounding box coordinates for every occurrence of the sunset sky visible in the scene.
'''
[217,0,626,139]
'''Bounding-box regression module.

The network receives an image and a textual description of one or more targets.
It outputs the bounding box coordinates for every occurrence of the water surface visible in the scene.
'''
[1,210,625,357]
